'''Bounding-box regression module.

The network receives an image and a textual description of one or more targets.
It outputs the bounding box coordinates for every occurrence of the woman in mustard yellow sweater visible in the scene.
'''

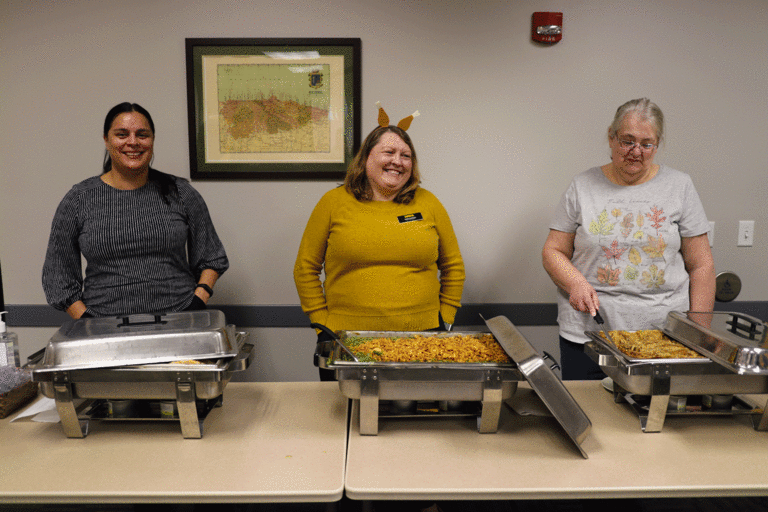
[294,110,465,379]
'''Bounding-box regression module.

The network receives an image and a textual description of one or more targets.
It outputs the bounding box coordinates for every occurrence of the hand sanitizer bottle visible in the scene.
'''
[0,311,20,367]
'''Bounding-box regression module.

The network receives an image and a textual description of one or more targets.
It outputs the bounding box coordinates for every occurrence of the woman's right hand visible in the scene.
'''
[542,229,600,317]
[568,279,600,317]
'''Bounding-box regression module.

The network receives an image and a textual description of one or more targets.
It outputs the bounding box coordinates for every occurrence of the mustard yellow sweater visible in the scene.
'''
[294,187,465,332]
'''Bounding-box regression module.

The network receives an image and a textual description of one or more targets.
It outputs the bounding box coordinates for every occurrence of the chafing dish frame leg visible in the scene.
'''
[612,382,628,403]
[640,365,671,433]
[478,370,503,433]
[53,382,89,438]
[176,381,203,439]
[359,369,380,435]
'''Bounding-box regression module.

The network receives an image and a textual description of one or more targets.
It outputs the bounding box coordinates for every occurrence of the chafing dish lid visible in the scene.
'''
[663,311,768,375]
[484,315,591,458]
[34,310,238,372]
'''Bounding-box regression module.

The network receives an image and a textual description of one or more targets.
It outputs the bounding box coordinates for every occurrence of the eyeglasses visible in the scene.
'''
[617,139,658,153]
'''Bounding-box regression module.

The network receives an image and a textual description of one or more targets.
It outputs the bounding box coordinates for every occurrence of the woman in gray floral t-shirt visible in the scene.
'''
[542,98,715,380]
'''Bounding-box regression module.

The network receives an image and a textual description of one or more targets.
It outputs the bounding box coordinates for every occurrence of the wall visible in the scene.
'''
[1,0,766,380]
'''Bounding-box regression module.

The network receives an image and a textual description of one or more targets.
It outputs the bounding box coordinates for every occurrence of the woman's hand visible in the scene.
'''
[65,301,88,319]
[542,229,600,316]
[194,269,220,305]
[568,279,600,316]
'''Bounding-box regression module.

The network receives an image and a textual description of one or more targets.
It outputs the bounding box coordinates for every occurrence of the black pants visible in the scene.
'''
[559,336,606,381]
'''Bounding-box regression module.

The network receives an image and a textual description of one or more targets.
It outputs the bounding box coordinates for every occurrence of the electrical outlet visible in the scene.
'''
[738,220,754,247]
[708,221,715,247]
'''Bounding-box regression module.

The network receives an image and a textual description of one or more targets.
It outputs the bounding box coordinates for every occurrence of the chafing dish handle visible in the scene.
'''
[310,323,359,363]
[725,312,766,341]
[221,331,253,372]
[24,347,46,368]
[310,323,335,367]
[226,343,254,372]
[310,322,337,340]
[117,314,167,327]
[542,351,561,371]
[313,341,334,368]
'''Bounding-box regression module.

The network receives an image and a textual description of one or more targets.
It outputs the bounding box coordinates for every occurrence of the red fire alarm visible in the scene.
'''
[532,12,562,44]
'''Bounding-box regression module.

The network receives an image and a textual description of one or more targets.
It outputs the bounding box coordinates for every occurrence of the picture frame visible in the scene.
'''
[185,38,361,180]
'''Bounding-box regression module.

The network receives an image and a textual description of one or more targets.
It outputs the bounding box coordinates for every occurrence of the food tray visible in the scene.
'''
[34,336,253,439]
[34,310,238,372]
[586,332,768,396]
[36,351,251,401]
[316,330,523,435]
[589,329,707,364]
[585,311,768,432]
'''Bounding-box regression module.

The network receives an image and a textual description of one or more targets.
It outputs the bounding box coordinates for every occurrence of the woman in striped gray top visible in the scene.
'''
[42,102,228,318]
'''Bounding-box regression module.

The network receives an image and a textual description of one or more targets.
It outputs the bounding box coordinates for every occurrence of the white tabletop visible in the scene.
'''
[0,382,348,504]
[345,382,768,500]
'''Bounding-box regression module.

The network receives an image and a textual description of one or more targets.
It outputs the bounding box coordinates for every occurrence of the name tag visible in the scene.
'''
[398,212,423,223]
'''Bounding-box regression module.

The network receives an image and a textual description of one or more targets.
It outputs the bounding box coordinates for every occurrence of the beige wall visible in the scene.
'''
[2,0,767,378]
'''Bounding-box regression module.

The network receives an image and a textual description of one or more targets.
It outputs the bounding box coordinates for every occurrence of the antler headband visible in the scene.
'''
[376,101,420,131]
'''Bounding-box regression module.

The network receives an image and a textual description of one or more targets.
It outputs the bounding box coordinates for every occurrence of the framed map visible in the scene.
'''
[185,38,361,180]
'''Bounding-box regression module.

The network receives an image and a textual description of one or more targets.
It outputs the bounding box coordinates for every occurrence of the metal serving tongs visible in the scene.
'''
[593,311,617,346]
[310,323,359,362]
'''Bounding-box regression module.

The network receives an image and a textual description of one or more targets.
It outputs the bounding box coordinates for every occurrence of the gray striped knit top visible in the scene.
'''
[42,173,229,316]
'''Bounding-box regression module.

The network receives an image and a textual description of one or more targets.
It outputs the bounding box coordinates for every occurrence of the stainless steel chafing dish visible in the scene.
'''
[31,310,253,439]
[585,310,768,433]
[315,328,522,436]
[315,316,592,458]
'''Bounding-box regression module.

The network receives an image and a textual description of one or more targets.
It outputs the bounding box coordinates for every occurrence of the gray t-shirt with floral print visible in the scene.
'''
[550,165,709,343]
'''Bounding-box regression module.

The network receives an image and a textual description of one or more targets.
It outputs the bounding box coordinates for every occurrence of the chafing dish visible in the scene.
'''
[315,329,522,435]
[31,310,253,439]
[316,317,591,458]
[585,311,768,433]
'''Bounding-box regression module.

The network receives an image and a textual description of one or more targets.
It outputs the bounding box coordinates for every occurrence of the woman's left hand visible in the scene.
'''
[194,269,220,305]
[186,295,207,311]
[681,233,716,312]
